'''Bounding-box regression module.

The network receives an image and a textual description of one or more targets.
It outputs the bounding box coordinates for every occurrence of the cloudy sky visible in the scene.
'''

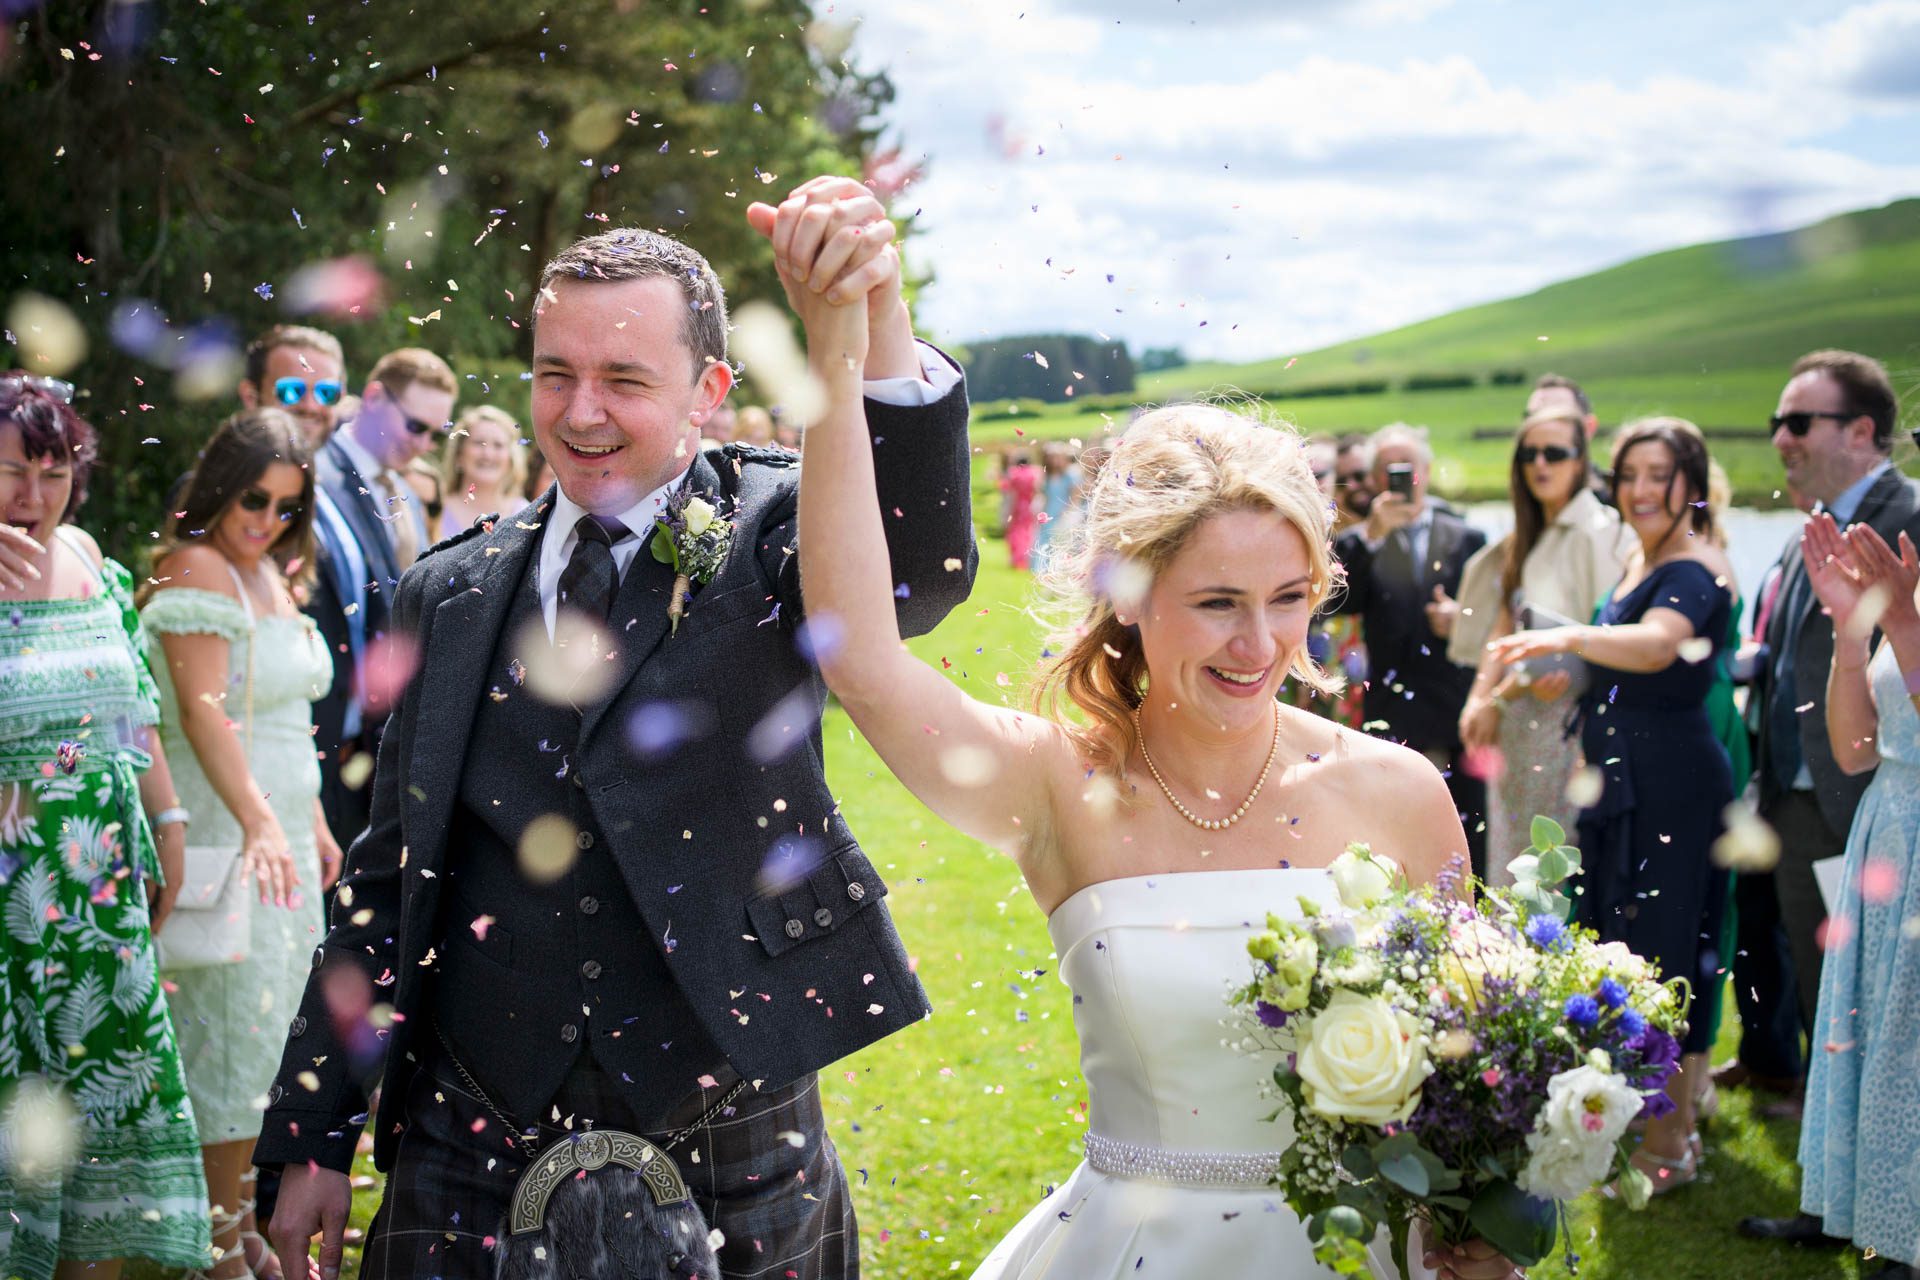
[826,0,1920,363]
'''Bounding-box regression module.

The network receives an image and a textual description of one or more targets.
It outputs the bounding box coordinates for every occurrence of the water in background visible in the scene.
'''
[1461,503,1808,614]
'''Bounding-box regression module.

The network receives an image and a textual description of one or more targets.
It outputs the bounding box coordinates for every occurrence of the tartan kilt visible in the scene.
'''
[360,1042,858,1280]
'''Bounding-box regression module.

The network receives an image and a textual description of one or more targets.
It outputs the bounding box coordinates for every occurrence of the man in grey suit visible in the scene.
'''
[1736,349,1920,1247]
[262,178,976,1279]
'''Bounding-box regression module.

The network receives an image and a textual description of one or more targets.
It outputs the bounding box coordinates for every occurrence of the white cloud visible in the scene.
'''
[1771,0,1920,103]
[841,1,1920,364]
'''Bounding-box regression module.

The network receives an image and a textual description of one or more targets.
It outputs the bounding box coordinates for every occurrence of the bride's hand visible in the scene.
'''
[1423,1233,1524,1280]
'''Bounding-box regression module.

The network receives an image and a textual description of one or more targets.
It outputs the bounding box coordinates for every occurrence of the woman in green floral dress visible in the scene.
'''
[0,374,212,1278]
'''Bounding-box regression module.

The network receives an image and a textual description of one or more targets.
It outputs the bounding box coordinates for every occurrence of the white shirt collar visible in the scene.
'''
[333,422,386,481]
[537,467,690,639]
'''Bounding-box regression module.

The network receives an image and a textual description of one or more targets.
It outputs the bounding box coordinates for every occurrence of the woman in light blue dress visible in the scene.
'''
[1797,513,1920,1276]
[139,408,338,1280]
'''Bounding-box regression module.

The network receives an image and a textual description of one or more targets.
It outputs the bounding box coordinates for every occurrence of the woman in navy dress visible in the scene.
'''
[1487,417,1735,1194]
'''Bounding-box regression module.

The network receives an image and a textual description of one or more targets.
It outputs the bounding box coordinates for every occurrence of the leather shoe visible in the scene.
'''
[1759,1091,1805,1121]
[1737,1213,1846,1247]
[1711,1060,1800,1094]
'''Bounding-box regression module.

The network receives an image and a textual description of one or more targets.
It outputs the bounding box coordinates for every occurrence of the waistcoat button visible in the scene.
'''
[579,896,599,915]
[783,918,805,939]
[560,1023,579,1044]
[813,907,833,928]
[576,830,595,850]
[289,1016,308,1037]
[846,881,867,902]
[581,960,603,980]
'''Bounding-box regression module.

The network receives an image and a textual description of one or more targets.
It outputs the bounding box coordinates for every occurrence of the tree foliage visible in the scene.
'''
[961,334,1135,405]
[0,0,900,557]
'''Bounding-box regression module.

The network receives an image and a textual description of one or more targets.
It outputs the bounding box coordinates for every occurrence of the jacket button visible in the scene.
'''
[576,830,595,850]
[572,771,586,790]
[813,907,834,928]
[560,1024,579,1044]
[267,1085,284,1106]
[289,1016,308,1037]
[783,918,805,939]
[311,946,325,969]
[578,896,600,915]
[581,960,603,980]
[846,881,867,902]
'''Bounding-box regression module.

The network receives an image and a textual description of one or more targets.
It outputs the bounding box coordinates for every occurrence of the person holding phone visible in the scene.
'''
[1330,422,1490,874]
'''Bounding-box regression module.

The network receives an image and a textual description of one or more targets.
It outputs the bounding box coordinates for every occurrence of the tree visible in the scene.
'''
[0,0,901,557]
[961,333,1134,404]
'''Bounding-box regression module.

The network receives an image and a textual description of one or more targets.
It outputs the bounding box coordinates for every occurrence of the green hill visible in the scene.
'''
[964,198,1920,506]
[1144,196,1920,397]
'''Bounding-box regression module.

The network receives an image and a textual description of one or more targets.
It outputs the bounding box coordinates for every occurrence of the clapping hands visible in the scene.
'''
[1800,513,1920,643]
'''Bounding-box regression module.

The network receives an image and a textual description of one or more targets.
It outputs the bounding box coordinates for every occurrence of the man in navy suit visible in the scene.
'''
[263,177,976,1280]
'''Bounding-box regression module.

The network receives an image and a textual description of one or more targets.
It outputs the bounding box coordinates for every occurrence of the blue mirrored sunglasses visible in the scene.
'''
[273,376,344,408]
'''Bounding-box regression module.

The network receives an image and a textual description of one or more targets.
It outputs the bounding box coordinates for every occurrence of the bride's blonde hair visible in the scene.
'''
[1032,403,1344,774]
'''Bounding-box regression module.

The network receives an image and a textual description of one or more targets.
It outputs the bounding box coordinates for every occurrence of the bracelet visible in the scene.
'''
[151,806,190,829]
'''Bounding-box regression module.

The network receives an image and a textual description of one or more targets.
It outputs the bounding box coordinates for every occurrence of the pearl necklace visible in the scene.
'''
[1132,701,1281,832]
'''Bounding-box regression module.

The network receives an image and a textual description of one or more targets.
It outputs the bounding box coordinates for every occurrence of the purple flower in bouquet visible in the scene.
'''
[1596,978,1628,1009]
[1254,999,1289,1028]
[1524,914,1568,950]
[1624,1024,1682,1117]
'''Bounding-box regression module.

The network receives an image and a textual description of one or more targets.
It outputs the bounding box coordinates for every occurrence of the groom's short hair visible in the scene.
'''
[537,229,729,377]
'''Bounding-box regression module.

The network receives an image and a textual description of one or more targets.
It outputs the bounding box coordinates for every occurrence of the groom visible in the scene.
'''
[261,176,976,1279]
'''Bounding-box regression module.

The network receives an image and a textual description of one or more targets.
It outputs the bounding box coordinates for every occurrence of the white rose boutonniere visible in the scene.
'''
[650,490,735,634]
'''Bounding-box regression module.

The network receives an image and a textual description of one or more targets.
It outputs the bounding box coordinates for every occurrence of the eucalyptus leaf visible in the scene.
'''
[1378,1152,1431,1198]
[1530,815,1566,850]
[1466,1180,1558,1268]
[1536,846,1570,884]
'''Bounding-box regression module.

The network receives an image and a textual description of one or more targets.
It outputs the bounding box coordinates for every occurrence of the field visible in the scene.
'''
[296,559,1872,1280]
[963,197,1920,508]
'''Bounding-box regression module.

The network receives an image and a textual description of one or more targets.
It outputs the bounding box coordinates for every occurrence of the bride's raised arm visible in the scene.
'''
[781,224,1068,868]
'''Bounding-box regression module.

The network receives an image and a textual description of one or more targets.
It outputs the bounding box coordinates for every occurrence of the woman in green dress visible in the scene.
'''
[0,374,212,1278]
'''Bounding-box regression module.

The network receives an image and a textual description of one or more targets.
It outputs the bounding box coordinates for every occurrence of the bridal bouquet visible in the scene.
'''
[1229,821,1687,1278]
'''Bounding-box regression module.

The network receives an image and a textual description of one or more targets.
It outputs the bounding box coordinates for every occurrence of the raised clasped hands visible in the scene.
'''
[1801,511,1920,642]
[746,175,907,377]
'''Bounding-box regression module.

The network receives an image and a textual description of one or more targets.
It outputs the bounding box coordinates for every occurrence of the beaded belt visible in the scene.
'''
[1083,1131,1284,1188]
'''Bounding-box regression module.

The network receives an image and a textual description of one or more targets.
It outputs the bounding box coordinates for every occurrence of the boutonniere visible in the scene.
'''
[650,491,734,634]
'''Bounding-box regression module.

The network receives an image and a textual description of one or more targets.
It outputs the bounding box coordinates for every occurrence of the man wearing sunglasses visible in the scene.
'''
[322,346,457,576]
[1734,349,1920,1251]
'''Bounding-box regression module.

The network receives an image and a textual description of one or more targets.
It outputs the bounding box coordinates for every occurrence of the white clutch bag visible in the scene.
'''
[156,844,253,970]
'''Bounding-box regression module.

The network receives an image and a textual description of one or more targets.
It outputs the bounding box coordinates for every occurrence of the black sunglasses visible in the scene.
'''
[1516,444,1577,465]
[1770,410,1854,437]
[237,488,303,520]
[403,413,450,440]
[273,376,344,408]
[1335,470,1370,487]
[1,374,76,404]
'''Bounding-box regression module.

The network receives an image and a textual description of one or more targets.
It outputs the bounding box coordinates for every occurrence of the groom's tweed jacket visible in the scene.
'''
[254,367,976,1174]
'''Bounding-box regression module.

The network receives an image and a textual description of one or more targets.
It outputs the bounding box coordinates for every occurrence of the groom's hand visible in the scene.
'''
[271,1161,352,1280]
[748,176,920,381]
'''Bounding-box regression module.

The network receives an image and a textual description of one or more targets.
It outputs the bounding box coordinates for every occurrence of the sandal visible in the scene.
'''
[1629,1141,1699,1195]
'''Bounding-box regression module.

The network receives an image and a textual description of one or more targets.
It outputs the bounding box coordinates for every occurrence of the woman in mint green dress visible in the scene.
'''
[0,375,213,1277]
[139,407,338,1280]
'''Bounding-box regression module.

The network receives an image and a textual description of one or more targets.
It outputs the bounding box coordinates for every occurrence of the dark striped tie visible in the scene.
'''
[557,514,627,621]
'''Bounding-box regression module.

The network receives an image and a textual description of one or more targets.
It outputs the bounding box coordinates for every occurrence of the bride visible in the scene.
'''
[774,210,1518,1279]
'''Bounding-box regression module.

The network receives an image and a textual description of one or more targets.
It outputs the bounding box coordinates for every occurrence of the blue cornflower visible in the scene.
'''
[1597,977,1629,1009]
[1618,1009,1647,1039]
[1563,994,1600,1028]
[1525,915,1567,950]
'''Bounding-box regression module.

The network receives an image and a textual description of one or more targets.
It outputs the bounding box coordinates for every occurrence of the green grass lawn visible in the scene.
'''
[296,557,1871,1280]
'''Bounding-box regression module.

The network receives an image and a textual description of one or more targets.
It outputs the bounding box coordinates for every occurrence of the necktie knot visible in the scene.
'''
[575,514,628,548]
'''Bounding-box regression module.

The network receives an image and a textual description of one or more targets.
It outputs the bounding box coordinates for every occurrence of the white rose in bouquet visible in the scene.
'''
[1328,847,1400,910]
[1516,1058,1642,1200]
[1295,990,1429,1125]
[1439,915,1537,1003]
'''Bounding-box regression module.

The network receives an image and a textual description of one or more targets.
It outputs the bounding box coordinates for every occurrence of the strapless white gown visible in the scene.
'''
[971,869,1423,1279]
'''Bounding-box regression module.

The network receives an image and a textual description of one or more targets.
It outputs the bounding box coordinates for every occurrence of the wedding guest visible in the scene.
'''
[1727,351,1920,1148]
[1000,447,1042,570]
[0,373,213,1278]
[1453,408,1633,881]
[1333,432,1374,531]
[439,405,530,536]
[1526,373,1610,501]
[405,456,444,545]
[1331,423,1489,873]
[1029,441,1083,573]
[773,410,802,452]
[1487,417,1737,1192]
[322,347,458,576]
[140,407,338,1280]
[731,404,777,447]
[1770,514,1920,1280]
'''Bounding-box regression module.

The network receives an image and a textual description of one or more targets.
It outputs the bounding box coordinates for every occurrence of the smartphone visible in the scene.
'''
[1386,463,1415,500]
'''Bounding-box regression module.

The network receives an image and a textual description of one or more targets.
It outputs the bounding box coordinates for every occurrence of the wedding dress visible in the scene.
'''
[971,869,1424,1279]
